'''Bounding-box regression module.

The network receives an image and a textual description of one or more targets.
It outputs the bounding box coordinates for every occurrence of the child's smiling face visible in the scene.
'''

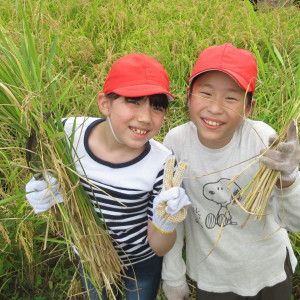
[189,71,253,149]
[99,95,167,150]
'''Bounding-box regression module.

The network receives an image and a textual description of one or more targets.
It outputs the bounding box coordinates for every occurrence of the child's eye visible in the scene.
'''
[199,92,212,99]
[225,97,238,101]
[153,106,165,113]
[127,99,139,105]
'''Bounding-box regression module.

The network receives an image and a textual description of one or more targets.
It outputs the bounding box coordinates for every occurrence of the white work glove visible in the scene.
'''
[152,156,191,233]
[260,119,300,182]
[25,172,64,214]
[162,281,190,300]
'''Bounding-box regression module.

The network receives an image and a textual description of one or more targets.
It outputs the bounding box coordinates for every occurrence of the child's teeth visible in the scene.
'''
[206,119,221,126]
[133,128,146,134]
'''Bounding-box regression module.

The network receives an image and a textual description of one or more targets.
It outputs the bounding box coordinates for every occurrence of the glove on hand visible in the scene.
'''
[260,119,300,182]
[162,281,190,300]
[153,156,191,233]
[26,172,64,214]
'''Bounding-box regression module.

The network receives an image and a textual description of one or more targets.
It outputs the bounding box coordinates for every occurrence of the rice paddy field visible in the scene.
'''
[0,0,299,299]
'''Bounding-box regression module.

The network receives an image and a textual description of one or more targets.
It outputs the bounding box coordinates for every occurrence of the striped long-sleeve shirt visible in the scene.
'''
[63,117,171,265]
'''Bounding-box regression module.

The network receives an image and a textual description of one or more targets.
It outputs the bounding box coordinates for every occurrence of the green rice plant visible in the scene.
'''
[0,3,123,299]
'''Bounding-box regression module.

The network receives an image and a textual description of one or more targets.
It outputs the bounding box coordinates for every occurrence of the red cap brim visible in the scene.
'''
[112,84,175,101]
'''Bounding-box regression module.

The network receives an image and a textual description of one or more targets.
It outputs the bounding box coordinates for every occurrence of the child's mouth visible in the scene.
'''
[130,127,148,135]
[203,118,223,127]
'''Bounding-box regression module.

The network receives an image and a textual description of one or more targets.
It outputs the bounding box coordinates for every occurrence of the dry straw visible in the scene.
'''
[228,118,299,227]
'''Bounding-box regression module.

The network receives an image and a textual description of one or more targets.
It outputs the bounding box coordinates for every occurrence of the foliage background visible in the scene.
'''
[0,0,299,299]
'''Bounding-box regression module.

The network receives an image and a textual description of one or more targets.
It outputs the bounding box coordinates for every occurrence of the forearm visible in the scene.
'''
[162,222,187,286]
[148,219,177,256]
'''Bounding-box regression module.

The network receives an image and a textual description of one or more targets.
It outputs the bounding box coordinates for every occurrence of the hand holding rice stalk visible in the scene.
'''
[260,119,300,183]
[0,8,123,299]
[228,98,300,226]
[235,118,300,225]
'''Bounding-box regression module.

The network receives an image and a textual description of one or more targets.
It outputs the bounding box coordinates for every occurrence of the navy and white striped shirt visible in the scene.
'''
[63,117,171,265]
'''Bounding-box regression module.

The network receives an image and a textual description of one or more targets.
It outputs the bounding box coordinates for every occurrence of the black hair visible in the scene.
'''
[188,73,253,106]
[105,92,169,110]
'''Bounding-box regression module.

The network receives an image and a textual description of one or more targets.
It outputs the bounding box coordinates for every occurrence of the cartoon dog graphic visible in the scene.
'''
[203,178,241,229]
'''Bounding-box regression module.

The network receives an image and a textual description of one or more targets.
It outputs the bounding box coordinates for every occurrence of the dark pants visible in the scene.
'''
[196,251,293,300]
[79,254,163,300]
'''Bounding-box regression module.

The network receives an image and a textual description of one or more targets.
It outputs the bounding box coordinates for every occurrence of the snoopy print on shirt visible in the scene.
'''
[199,178,241,229]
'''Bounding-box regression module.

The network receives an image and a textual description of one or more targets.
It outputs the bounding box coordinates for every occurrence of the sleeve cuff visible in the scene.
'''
[274,171,300,197]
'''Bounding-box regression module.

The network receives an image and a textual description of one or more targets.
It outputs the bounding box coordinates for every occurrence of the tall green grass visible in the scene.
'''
[0,0,299,298]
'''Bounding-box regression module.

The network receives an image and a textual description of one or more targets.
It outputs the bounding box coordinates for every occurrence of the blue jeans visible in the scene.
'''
[78,254,163,300]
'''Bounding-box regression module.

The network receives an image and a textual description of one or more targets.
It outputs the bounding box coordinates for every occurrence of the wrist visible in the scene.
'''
[281,167,299,182]
[152,217,177,234]
[277,179,295,188]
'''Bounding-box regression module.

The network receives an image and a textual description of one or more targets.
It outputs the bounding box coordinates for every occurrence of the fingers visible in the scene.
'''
[268,120,298,147]
[163,156,188,190]
[163,156,175,190]
[286,119,298,144]
[43,172,57,185]
[261,148,289,164]
[268,133,279,146]
[260,120,299,179]
[26,176,48,192]
[263,137,296,161]
[260,155,289,172]
[260,148,299,173]
[162,281,190,299]
[165,187,191,215]
[172,161,188,187]
[277,142,294,153]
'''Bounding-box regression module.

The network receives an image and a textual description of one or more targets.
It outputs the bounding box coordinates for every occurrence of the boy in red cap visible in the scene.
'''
[162,43,300,300]
[25,53,191,300]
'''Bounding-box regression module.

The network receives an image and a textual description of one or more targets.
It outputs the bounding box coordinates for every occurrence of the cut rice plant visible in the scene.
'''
[228,0,300,225]
[230,117,299,226]
[0,4,123,299]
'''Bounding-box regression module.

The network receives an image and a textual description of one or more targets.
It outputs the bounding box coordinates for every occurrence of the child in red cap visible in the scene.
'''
[25,53,191,300]
[162,43,300,300]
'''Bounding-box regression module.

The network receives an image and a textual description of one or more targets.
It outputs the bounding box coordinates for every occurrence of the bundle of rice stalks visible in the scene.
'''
[0,5,122,298]
[230,117,299,226]
[228,1,300,226]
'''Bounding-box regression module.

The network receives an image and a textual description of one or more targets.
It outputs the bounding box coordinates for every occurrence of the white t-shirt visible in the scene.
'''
[162,119,300,296]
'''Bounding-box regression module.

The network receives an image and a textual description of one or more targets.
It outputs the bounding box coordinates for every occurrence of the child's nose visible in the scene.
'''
[137,102,152,123]
[207,97,224,114]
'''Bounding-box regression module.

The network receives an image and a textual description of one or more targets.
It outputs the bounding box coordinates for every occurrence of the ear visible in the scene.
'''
[97,93,110,116]
[186,86,190,107]
[245,98,256,118]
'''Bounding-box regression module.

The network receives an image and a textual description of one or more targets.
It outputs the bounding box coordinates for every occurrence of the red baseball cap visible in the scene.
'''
[103,53,174,101]
[187,43,257,94]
